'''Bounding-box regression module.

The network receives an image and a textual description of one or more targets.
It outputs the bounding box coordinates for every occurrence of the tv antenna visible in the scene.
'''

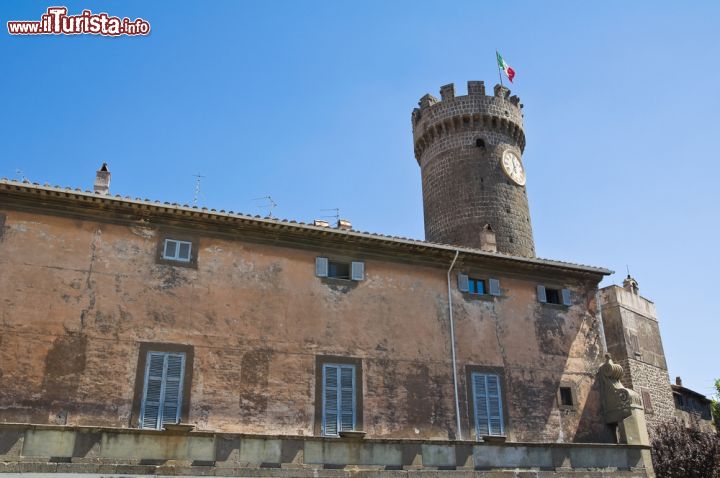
[253,196,277,217]
[321,208,340,223]
[193,173,205,206]
[15,169,26,182]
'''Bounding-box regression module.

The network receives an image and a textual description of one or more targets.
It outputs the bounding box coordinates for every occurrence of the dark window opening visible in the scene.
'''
[641,389,653,414]
[545,288,561,304]
[559,387,573,407]
[475,138,486,148]
[328,261,350,280]
[468,278,486,295]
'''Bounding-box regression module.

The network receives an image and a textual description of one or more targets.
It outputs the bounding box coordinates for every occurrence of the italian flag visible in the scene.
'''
[496,51,515,83]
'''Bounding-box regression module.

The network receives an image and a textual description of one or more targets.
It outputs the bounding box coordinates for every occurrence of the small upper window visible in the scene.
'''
[559,387,574,407]
[163,239,192,262]
[458,273,501,296]
[468,278,486,295]
[315,257,365,281]
[328,261,350,280]
[537,285,572,306]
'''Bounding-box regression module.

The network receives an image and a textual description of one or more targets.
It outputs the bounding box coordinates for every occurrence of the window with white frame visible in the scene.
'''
[162,239,192,262]
[471,372,505,438]
[140,351,186,430]
[322,363,356,436]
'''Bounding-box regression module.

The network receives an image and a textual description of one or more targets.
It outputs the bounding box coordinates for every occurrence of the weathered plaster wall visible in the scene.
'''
[0,209,609,442]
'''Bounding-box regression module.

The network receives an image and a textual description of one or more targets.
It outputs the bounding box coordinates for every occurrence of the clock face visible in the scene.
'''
[500,150,526,186]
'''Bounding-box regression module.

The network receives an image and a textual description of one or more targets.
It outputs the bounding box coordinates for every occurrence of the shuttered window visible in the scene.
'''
[140,351,186,430]
[537,285,572,306]
[472,372,504,438]
[322,364,356,436]
[315,257,365,281]
[458,273,501,296]
[163,239,192,262]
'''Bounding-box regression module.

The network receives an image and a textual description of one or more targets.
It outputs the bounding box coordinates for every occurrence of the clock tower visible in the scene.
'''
[411,81,535,257]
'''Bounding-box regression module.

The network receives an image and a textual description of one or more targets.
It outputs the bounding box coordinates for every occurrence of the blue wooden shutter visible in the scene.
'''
[457,273,469,292]
[351,261,365,281]
[163,239,177,259]
[472,373,489,437]
[561,288,572,306]
[339,366,355,431]
[322,364,339,436]
[161,353,185,426]
[140,352,185,430]
[486,374,504,435]
[473,373,504,438]
[141,352,165,429]
[322,364,356,436]
[488,278,501,296]
[536,285,547,303]
[316,257,329,277]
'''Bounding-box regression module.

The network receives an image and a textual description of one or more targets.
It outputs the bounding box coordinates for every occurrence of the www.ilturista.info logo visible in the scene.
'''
[7,7,150,36]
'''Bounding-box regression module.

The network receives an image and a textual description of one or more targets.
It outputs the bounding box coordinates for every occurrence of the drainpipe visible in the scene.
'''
[596,289,608,354]
[446,250,462,440]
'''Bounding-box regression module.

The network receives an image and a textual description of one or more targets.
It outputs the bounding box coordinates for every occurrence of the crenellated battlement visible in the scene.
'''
[412,81,526,162]
[412,81,522,120]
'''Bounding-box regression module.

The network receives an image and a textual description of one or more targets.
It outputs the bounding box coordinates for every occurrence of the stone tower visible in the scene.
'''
[599,277,676,433]
[412,81,535,257]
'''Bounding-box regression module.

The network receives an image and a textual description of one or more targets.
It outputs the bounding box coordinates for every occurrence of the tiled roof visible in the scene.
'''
[0,178,612,276]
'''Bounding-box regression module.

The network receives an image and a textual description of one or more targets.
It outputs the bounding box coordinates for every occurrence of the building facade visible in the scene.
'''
[0,82,656,476]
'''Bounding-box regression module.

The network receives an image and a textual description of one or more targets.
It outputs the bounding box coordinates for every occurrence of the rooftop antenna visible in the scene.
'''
[321,208,340,223]
[15,169,26,182]
[626,264,631,277]
[193,173,205,206]
[253,196,277,217]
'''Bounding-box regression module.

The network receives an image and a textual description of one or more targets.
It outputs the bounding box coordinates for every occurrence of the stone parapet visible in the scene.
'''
[0,423,653,476]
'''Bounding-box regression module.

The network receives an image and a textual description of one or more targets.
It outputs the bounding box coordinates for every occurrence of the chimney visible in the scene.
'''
[337,219,352,231]
[623,275,639,295]
[479,224,497,252]
[93,163,110,195]
[675,376,683,387]
[313,219,330,227]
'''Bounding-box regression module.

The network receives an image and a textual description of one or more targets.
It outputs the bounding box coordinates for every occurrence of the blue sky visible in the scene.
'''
[2,1,718,396]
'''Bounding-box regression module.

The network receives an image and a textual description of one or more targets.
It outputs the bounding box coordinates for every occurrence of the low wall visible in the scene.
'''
[0,424,653,477]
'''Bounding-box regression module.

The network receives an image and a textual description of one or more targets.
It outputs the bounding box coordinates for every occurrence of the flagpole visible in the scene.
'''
[496,50,503,87]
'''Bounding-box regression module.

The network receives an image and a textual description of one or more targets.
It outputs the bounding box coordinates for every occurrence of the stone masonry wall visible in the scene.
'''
[412,81,535,257]
[600,286,676,435]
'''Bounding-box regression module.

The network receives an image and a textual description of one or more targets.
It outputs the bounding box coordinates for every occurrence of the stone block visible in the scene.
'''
[23,429,75,457]
[305,441,403,466]
[100,432,214,461]
[238,438,282,464]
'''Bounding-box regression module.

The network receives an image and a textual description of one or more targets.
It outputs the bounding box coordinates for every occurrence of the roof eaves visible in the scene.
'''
[0,179,613,275]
